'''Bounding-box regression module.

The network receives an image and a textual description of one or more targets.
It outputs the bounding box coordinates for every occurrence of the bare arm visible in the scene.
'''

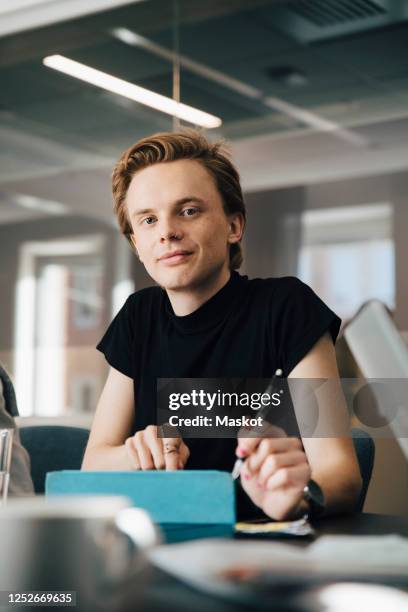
[290,333,362,515]
[238,333,362,520]
[82,367,135,470]
[82,366,190,471]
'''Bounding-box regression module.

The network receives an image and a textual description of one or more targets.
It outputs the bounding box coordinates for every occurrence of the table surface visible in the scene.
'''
[138,512,408,612]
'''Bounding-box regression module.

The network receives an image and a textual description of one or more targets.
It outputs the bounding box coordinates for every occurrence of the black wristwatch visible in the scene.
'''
[303,479,325,519]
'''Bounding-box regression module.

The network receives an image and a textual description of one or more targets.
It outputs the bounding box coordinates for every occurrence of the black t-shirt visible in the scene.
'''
[97,272,340,518]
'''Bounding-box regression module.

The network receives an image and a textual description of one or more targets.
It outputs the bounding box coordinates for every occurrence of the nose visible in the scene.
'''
[159,217,183,242]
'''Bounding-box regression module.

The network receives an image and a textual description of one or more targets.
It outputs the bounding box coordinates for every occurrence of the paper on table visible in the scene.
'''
[235,517,314,536]
[309,535,408,568]
[149,538,300,597]
[148,535,408,597]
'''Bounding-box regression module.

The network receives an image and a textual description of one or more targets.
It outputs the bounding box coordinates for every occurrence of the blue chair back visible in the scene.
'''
[19,424,375,507]
[19,426,90,494]
[352,427,375,511]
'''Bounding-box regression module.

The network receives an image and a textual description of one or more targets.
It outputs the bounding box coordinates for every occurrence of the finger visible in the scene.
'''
[246,438,302,473]
[159,423,183,471]
[264,463,311,492]
[163,436,182,471]
[125,437,140,470]
[134,432,155,470]
[144,426,165,470]
[257,450,306,486]
[236,425,286,458]
[178,442,190,469]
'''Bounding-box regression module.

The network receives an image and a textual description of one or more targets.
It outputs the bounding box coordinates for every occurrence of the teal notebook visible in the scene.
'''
[46,470,235,543]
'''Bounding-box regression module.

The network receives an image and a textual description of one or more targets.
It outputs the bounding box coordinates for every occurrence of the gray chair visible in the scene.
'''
[352,427,375,511]
[19,426,89,494]
[0,363,35,495]
[1,364,89,493]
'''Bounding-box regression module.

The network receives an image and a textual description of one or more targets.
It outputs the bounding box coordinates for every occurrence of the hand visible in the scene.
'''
[237,426,311,521]
[125,424,190,471]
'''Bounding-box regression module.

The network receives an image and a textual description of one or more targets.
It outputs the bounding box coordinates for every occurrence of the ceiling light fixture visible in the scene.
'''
[14,193,68,215]
[43,54,221,129]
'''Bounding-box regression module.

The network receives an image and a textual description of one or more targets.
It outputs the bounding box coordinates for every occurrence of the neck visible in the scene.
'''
[166,266,232,316]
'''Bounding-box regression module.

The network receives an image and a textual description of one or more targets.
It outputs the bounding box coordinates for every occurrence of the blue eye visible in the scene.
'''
[143,216,156,225]
[182,208,198,216]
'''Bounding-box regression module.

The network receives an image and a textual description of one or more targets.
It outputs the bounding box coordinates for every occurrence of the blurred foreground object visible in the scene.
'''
[0,364,34,496]
[0,495,158,612]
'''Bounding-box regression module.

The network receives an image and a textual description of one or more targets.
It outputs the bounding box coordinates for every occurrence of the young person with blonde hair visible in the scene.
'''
[82,130,362,521]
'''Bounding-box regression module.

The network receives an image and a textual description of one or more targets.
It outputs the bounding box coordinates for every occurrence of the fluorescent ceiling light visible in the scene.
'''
[14,193,68,215]
[43,54,221,129]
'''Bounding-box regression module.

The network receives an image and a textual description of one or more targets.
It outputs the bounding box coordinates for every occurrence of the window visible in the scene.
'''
[298,204,395,321]
[14,235,107,416]
[69,264,103,330]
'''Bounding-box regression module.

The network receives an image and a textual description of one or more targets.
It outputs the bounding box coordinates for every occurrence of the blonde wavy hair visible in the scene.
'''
[112,129,246,269]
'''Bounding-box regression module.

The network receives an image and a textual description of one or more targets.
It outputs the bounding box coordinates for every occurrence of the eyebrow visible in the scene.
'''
[131,196,206,219]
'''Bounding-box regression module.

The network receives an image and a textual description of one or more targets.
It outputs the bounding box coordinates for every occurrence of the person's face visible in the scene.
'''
[126,159,243,291]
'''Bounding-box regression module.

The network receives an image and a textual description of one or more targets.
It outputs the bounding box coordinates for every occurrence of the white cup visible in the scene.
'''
[0,495,159,611]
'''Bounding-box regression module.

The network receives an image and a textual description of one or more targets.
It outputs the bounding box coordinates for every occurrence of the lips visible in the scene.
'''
[159,250,192,261]
[158,250,193,266]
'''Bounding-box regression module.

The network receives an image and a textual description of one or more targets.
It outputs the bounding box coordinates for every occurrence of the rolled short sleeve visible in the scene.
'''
[271,277,341,376]
[96,296,135,378]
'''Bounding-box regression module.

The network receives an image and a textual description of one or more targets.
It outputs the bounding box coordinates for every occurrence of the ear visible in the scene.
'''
[227,213,245,244]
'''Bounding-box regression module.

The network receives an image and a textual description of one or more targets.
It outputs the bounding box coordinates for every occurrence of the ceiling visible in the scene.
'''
[1,0,408,225]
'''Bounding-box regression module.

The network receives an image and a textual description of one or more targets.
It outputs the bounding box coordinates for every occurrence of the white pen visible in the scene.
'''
[232,368,283,480]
